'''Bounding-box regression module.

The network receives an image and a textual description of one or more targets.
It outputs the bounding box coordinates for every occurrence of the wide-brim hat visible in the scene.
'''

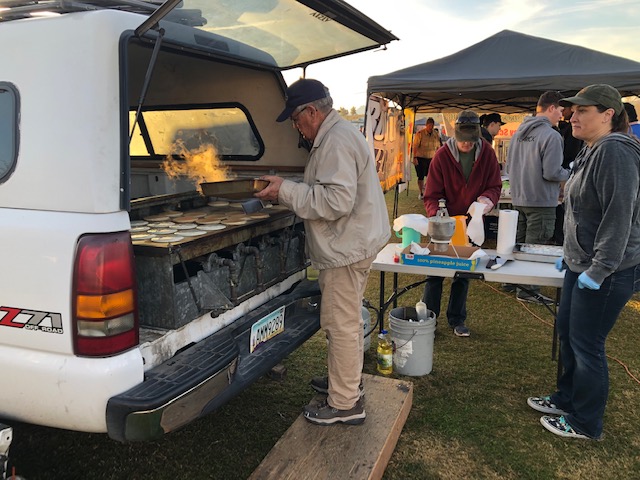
[276,78,329,122]
[455,110,480,142]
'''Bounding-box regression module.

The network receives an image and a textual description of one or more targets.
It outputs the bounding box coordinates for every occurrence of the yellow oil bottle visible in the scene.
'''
[376,329,393,375]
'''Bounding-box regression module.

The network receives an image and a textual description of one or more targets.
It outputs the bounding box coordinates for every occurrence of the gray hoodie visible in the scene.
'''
[563,133,640,284]
[507,116,570,207]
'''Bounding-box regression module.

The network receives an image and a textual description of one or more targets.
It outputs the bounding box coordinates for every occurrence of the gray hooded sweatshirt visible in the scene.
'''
[563,133,640,284]
[507,115,570,207]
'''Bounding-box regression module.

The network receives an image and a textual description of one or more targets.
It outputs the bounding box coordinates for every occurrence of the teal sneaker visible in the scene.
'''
[540,415,600,440]
[527,395,569,415]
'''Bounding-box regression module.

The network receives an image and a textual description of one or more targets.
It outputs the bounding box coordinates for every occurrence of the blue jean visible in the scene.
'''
[422,276,469,328]
[550,265,640,438]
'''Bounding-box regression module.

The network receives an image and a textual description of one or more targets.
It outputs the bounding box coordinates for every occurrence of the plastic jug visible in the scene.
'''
[450,215,470,247]
[415,301,428,322]
[395,227,421,249]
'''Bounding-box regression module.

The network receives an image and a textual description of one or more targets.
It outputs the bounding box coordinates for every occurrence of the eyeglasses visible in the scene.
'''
[291,106,309,125]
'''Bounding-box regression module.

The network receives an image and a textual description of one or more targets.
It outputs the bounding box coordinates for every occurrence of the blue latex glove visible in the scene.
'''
[577,272,601,290]
[555,257,566,272]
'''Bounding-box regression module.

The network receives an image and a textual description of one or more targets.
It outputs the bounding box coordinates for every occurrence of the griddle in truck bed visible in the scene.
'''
[130,192,307,329]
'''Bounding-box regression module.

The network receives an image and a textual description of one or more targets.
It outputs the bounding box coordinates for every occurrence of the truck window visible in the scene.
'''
[0,83,18,181]
[129,104,264,161]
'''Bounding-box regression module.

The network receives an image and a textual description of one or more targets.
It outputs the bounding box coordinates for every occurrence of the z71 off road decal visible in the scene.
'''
[0,306,63,334]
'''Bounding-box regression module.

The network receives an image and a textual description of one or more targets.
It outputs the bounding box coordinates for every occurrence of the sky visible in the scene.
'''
[283,0,640,109]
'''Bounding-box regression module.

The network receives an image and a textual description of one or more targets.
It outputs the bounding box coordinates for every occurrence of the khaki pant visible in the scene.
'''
[318,255,375,410]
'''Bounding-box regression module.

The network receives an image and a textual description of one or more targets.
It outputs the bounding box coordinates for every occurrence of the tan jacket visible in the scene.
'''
[413,128,441,159]
[278,110,390,269]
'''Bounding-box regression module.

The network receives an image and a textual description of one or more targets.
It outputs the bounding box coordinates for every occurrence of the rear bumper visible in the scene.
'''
[106,280,320,442]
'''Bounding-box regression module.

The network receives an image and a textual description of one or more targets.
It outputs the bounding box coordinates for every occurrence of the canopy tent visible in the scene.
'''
[367,30,640,114]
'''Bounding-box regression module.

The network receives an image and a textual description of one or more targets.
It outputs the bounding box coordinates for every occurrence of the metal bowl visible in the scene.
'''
[427,216,456,243]
[200,178,269,200]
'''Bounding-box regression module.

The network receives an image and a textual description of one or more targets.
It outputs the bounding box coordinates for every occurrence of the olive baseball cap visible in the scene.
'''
[454,110,480,142]
[560,84,623,115]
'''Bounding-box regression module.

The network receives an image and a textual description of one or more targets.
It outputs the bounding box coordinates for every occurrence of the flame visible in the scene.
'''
[162,140,235,191]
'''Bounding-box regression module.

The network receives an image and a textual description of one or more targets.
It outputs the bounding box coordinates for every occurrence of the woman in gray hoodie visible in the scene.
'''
[526,84,640,440]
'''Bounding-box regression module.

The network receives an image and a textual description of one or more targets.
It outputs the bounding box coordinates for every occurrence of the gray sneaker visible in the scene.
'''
[303,398,366,425]
[453,324,470,337]
[516,291,555,305]
[309,376,365,398]
[527,395,569,415]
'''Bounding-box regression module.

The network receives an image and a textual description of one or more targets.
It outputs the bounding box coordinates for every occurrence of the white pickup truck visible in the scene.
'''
[0,1,395,475]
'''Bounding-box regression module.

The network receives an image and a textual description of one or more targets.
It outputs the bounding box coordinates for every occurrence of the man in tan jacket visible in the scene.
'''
[257,78,390,425]
[412,117,441,199]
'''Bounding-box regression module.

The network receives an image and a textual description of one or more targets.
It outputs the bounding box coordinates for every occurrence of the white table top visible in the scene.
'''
[372,243,564,288]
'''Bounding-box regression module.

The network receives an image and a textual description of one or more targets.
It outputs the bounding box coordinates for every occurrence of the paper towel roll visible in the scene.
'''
[496,209,519,255]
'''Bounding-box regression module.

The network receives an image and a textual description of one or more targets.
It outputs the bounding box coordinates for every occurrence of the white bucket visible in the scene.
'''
[389,306,436,376]
[328,305,372,351]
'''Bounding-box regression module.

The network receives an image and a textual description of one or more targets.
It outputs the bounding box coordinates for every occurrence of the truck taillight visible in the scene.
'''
[72,232,139,357]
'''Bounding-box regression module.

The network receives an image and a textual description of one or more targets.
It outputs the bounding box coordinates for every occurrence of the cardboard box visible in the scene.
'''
[401,244,480,271]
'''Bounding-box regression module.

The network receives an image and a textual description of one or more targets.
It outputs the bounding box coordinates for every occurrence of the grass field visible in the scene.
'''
[8,188,640,479]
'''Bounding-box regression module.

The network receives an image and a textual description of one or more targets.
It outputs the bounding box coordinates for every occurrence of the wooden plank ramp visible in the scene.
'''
[248,373,413,480]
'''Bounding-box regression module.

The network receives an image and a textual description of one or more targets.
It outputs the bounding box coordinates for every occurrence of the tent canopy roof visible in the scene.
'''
[367,30,640,113]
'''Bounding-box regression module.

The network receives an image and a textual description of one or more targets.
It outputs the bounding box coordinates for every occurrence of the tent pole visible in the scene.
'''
[393,183,399,219]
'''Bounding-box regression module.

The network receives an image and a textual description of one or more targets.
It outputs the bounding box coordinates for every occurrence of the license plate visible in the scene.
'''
[250,305,285,353]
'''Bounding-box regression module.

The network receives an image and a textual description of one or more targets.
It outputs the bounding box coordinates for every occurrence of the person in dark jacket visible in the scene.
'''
[624,102,640,137]
[527,84,640,440]
[558,105,584,169]
[480,112,505,144]
[552,105,584,244]
[422,110,502,337]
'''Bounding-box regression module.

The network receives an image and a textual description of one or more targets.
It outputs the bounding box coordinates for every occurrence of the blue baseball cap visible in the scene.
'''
[276,78,329,122]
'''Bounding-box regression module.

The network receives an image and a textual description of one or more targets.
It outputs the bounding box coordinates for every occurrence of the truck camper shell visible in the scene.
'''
[0,0,396,448]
